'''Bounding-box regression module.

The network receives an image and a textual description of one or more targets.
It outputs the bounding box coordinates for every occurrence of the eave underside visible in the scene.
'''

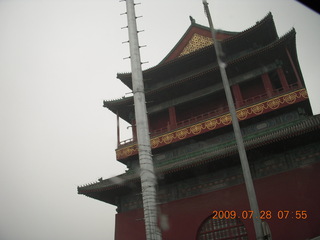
[78,114,320,205]
[104,29,297,123]
[116,12,276,90]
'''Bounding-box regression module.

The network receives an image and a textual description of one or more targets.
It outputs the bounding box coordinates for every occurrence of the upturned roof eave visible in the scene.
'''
[226,28,295,67]
[78,114,320,195]
[158,22,237,64]
[103,28,296,123]
[110,28,296,104]
[103,96,133,107]
[116,12,275,86]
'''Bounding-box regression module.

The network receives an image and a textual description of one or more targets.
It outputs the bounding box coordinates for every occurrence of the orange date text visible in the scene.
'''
[212,210,308,220]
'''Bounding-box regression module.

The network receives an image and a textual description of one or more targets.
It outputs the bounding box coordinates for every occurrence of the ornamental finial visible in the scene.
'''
[189,16,196,24]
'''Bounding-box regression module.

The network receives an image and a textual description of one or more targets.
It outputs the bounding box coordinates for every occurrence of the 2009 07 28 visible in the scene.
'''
[212,210,308,220]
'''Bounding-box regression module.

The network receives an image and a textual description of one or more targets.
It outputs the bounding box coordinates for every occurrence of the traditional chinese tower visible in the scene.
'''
[78,13,320,240]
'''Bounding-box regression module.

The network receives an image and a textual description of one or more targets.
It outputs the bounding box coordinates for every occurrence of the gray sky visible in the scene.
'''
[0,1,319,240]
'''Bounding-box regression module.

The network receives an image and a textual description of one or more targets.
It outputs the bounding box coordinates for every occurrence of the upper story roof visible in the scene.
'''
[104,20,299,123]
[104,14,282,124]
[115,12,277,90]
[160,16,237,63]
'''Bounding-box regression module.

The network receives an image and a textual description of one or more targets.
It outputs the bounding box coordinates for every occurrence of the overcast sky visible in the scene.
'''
[0,1,319,240]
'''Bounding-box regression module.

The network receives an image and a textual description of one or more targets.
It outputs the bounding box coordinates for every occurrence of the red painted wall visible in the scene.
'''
[176,93,227,123]
[149,110,169,131]
[115,162,320,240]
[240,78,265,100]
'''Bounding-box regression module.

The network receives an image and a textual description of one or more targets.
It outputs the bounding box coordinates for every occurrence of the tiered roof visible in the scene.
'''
[104,13,296,124]
[78,114,320,204]
[78,12,312,204]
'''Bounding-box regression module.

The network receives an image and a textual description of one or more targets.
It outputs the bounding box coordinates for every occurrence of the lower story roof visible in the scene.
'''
[78,114,320,204]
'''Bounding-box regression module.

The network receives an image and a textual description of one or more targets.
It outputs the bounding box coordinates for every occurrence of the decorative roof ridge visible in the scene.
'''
[78,171,139,191]
[117,72,131,76]
[223,12,275,44]
[188,16,237,35]
[116,29,236,81]
[226,27,295,67]
[78,114,320,193]
[103,95,133,106]
[135,28,296,96]
[159,22,237,64]
[117,12,275,80]
[116,22,200,80]
[158,21,209,64]
[107,28,296,107]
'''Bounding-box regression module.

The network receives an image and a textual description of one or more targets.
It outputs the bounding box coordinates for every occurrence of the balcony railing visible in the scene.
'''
[118,83,300,148]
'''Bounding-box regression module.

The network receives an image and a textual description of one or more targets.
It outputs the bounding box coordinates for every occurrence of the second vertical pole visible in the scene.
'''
[202,1,265,239]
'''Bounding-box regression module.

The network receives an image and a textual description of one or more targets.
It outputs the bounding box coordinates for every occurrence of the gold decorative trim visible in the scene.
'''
[179,33,213,57]
[116,89,308,160]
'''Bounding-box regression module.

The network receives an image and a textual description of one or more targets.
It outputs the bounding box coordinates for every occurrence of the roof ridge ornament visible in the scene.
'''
[189,15,196,24]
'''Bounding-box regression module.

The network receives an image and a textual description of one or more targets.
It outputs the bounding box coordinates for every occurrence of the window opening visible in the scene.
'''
[197,215,248,240]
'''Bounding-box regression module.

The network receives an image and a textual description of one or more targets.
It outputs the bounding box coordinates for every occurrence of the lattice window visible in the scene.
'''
[197,216,248,240]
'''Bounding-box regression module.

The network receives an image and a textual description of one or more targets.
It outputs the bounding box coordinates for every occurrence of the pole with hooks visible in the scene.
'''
[123,0,162,239]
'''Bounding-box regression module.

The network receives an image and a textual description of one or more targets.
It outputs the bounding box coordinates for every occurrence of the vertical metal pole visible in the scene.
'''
[202,1,265,239]
[125,0,162,240]
[116,111,120,147]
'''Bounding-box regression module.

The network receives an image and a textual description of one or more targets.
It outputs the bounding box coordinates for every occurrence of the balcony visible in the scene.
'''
[118,83,301,149]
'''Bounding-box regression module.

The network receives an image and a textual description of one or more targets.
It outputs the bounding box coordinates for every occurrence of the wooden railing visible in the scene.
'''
[118,83,300,148]
[119,138,134,145]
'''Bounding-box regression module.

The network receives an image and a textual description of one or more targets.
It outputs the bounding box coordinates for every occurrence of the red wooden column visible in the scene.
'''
[261,73,273,97]
[169,106,177,129]
[277,67,289,91]
[231,84,243,108]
